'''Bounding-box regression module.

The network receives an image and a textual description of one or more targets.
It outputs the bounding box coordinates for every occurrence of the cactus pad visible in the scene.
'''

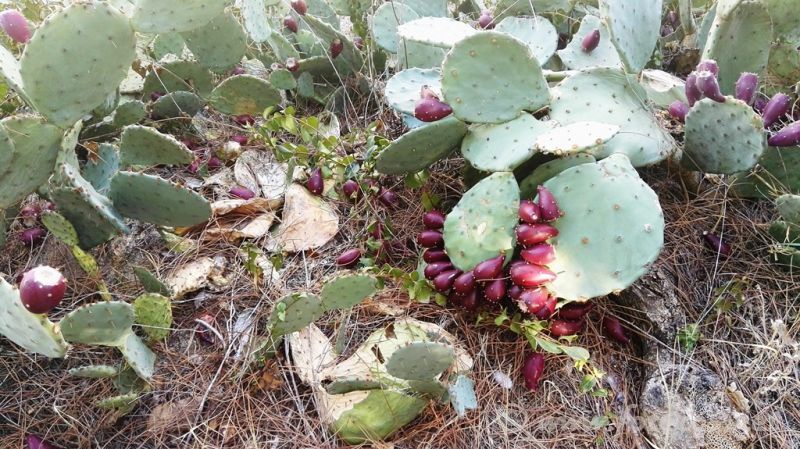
[599,0,662,73]
[133,294,172,341]
[332,390,427,445]
[20,2,136,127]
[776,194,800,223]
[0,116,62,208]
[152,33,187,60]
[60,301,135,346]
[494,16,558,64]
[399,40,446,69]
[68,365,118,378]
[109,171,211,227]
[133,267,172,297]
[142,60,214,98]
[762,0,800,44]
[241,0,270,43]
[398,0,447,17]
[731,146,800,198]
[131,0,229,34]
[269,293,324,337]
[549,67,675,167]
[370,2,419,53]
[541,154,664,302]
[0,45,26,101]
[397,18,476,48]
[385,342,454,381]
[448,375,478,417]
[519,154,598,199]
[267,30,300,61]
[119,126,193,167]
[96,393,139,411]
[209,75,281,116]
[0,278,69,358]
[112,100,147,128]
[535,122,620,156]
[384,68,441,115]
[118,332,156,380]
[461,114,551,172]
[83,143,120,195]
[319,275,378,312]
[269,69,297,90]
[441,32,549,124]
[41,211,79,247]
[557,15,621,70]
[376,116,468,175]
[302,15,363,74]
[152,91,203,119]
[443,172,519,270]
[181,12,247,72]
[767,42,800,86]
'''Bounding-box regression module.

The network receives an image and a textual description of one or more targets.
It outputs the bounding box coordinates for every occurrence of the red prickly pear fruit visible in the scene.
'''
[286,57,300,73]
[234,114,255,126]
[685,72,701,107]
[19,228,46,245]
[424,261,453,280]
[423,249,449,264]
[0,10,31,43]
[753,96,767,113]
[696,59,719,76]
[508,284,523,300]
[473,255,505,281]
[307,168,324,195]
[453,271,476,295]
[549,319,583,337]
[378,187,398,209]
[27,434,58,449]
[207,156,223,170]
[433,269,462,292]
[414,97,453,122]
[150,91,164,102]
[668,100,689,122]
[342,179,359,199]
[20,204,42,219]
[769,121,800,147]
[762,93,791,127]
[534,295,557,319]
[536,186,562,221]
[460,288,480,311]
[353,36,364,50]
[518,200,542,224]
[696,71,725,103]
[478,10,494,29]
[510,264,556,288]
[423,210,446,229]
[702,231,731,257]
[734,72,758,105]
[417,230,444,248]
[330,39,344,59]
[557,302,594,320]
[230,134,248,145]
[336,248,362,267]
[581,29,600,53]
[19,266,67,314]
[284,15,298,33]
[516,224,559,247]
[522,353,545,391]
[420,85,439,100]
[230,186,256,200]
[291,0,307,15]
[602,316,630,344]
[483,279,506,303]
[520,243,556,266]
[516,287,551,314]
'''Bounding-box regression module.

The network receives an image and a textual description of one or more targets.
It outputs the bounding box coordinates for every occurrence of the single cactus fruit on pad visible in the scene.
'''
[0,277,68,358]
[19,266,67,314]
[541,154,664,303]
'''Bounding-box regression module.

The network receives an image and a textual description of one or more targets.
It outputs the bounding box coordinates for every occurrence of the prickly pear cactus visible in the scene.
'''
[331,390,427,445]
[385,342,455,381]
[301,14,363,74]
[493,16,558,64]
[112,100,147,128]
[370,2,419,53]
[134,267,172,297]
[519,154,597,198]
[397,17,476,48]
[384,68,441,115]
[461,114,551,172]
[534,122,620,156]
[599,0,662,73]
[240,0,270,43]
[731,146,800,198]
[118,331,156,380]
[133,294,173,341]
[776,194,800,224]
[68,365,118,378]
[0,277,69,358]
[376,116,468,175]
[399,0,447,17]
[152,92,203,119]
[180,12,247,72]
[0,116,62,208]
[108,171,212,227]
[120,126,194,167]
[269,293,324,337]
[209,75,281,116]
[319,275,378,312]
[557,15,621,70]
[96,392,139,412]
[41,211,79,247]
[131,0,229,34]
[142,60,215,98]
[82,143,120,195]
[60,301,135,346]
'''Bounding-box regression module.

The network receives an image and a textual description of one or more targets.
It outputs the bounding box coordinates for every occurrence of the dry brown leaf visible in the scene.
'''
[147,397,200,434]
[272,184,339,252]
[234,150,289,208]
[251,360,284,394]
[165,257,215,299]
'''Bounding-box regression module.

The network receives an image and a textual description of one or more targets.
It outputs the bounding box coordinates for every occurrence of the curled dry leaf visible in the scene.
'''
[272,184,339,252]
[206,198,277,240]
[165,257,216,299]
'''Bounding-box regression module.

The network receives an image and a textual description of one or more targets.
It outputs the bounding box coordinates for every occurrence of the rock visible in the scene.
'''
[619,266,687,345]
[639,360,752,449]
[272,184,339,252]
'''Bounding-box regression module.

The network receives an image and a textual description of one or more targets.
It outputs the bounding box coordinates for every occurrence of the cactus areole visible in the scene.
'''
[19,266,67,314]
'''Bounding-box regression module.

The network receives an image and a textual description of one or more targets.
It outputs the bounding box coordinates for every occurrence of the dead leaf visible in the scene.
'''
[726,383,751,412]
[251,360,284,393]
[147,397,200,434]
[211,198,275,216]
[234,150,289,208]
[286,324,337,386]
[272,184,339,252]
[165,257,215,299]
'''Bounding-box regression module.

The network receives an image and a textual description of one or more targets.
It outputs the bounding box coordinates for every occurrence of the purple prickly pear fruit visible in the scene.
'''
[433,269,461,292]
[284,15,298,33]
[510,264,556,288]
[520,243,556,266]
[330,39,343,59]
[207,156,223,170]
[307,168,324,195]
[473,255,505,281]
[516,224,559,247]
[378,187,398,209]
[702,231,731,257]
[557,302,594,320]
[423,210,446,229]
[769,121,800,147]
[0,10,31,43]
[603,316,630,344]
[27,434,58,449]
[478,10,494,29]
[20,203,42,220]
[459,288,480,311]
[534,295,557,319]
[336,248,362,267]
[353,36,364,50]
[660,24,674,37]
[696,71,725,103]
[286,58,300,73]
[291,0,307,15]
[667,10,679,26]
[685,72,701,107]
[417,230,444,248]
[536,186,562,221]
[734,72,758,105]
[234,114,255,126]
[187,158,200,174]
[150,91,164,102]
[19,266,67,314]
[508,284,523,300]
[516,287,550,314]
[19,228,46,245]
[229,186,256,200]
[549,319,583,337]
[423,249,449,263]
[453,271,476,295]
[424,261,453,280]
[696,59,719,76]
[342,179,359,199]
[668,100,689,122]
[762,93,791,127]
[522,353,545,391]
[518,200,542,224]
[753,96,767,113]
[483,279,506,303]
[230,135,248,145]
[414,97,453,122]
[581,29,600,53]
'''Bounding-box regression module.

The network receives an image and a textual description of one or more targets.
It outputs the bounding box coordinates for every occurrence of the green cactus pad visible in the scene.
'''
[682,98,765,174]
[96,393,139,411]
[319,275,378,312]
[767,42,800,86]
[549,67,675,167]
[152,91,203,119]
[241,0,270,43]
[20,2,136,127]
[181,12,247,72]
[133,294,173,341]
[448,375,478,417]
[384,68,441,115]
[114,365,149,394]
[142,60,215,99]
[731,146,800,198]
[762,0,800,44]
[399,0,447,17]
[267,30,300,61]
[119,125,194,167]
[702,0,772,94]
[41,211,79,247]
[441,31,549,124]
[493,0,572,19]
[519,153,598,199]
[557,15,622,70]
[494,16,558,64]
[776,194,800,223]
[0,278,69,358]
[443,172,519,270]
[133,267,172,297]
[93,91,121,119]
[399,40,447,69]
[209,75,281,116]
[385,342,454,381]
[131,0,229,34]
[118,332,156,380]
[268,293,324,337]
[152,33,186,60]
[60,301,135,346]
[294,56,337,80]
[295,29,328,57]
[83,143,120,195]
[325,379,383,395]
[302,15,363,74]
[0,45,26,102]
[461,114,551,172]
[296,72,315,98]
[407,379,447,399]
[68,365,118,379]
[269,69,297,90]
[332,390,427,445]
[397,17,477,48]
[535,121,620,156]
[599,0,662,73]
[109,171,212,227]
[370,2,419,53]
[112,100,147,128]
[639,69,688,109]
[542,154,664,302]
[769,221,800,244]
[376,116,468,175]
[0,116,61,209]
